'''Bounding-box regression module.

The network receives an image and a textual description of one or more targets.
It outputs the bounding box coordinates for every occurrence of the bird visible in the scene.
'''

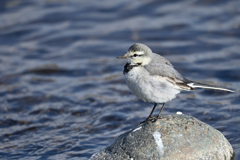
[117,43,234,122]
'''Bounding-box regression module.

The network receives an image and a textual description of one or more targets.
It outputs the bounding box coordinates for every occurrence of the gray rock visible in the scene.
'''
[91,114,235,160]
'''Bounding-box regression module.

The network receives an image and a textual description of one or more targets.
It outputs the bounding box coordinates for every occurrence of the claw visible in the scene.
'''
[140,116,155,124]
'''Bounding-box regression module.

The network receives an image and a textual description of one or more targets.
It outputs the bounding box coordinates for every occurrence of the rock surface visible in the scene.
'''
[91,114,235,160]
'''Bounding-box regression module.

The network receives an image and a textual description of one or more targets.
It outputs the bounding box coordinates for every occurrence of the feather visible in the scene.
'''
[187,82,234,92]
[144,53,185,81]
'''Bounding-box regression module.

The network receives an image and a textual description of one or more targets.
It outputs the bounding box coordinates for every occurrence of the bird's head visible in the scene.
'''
[117,43,152,65]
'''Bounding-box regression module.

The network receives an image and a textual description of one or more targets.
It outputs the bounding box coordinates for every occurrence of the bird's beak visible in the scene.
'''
[117,53,128,59]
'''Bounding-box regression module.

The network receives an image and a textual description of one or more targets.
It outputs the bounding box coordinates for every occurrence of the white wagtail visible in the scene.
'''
[117,43,234,122]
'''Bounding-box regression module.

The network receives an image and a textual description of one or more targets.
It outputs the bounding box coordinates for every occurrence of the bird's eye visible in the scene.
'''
[133,54,138,57]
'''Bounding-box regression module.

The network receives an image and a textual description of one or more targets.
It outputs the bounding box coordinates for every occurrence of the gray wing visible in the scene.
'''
[144,53,194,91]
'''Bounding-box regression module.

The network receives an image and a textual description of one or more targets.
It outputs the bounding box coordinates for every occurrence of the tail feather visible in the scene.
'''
[187,82,234,92]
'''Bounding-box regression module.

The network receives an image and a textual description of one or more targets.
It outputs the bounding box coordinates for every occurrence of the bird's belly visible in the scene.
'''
[124,68,180,103]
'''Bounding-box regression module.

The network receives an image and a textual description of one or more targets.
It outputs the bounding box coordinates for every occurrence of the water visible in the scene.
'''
[0,0,239,159]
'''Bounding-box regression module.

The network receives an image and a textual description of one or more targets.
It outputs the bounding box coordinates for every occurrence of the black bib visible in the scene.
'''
[123,63,141,74]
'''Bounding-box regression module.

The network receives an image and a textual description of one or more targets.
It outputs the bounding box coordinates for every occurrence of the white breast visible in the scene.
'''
[124,66,181,103]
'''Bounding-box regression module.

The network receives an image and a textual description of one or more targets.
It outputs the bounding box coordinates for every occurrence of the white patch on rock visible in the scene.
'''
[176,111,182,115]
[153,132,164,156]
[133,126,142,132]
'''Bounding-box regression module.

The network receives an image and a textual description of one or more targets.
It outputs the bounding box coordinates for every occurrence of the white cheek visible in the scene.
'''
[128,56,151,65]
[129,58,140,64]
[142,57,151,65]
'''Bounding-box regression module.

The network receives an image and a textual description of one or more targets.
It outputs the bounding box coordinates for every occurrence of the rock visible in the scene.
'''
[91,114,235,160]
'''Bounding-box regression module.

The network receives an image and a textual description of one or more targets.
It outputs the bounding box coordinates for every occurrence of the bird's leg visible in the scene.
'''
[147,103,158,119]
[140,103,158,124]
[156,103,166,119]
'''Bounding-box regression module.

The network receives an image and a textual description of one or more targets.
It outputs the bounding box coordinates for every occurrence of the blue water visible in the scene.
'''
[0,0,239,159]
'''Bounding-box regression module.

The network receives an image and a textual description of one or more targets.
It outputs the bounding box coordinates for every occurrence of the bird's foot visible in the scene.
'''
[153,115,161,122]
[140,116,155,124]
